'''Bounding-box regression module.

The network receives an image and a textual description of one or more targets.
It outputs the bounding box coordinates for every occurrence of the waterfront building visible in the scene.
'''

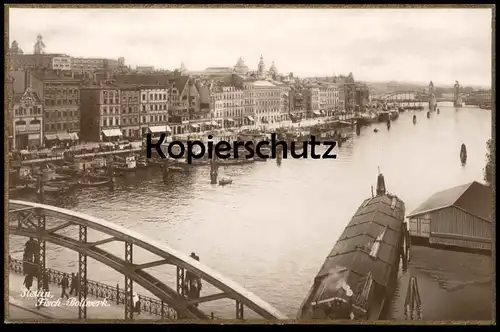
[26,71,82,145]
[11,86,44,150]
[289,86,307,120]
[318,83,340,116]
[80,85,122,142]
[9,53,68,71]
[210,84,245,128]
[304,85,321,118]
[407,181,493,252]
[139,85,170,137]
[243,79,281,125]
[119,85,141,139]
[270,81,291,121]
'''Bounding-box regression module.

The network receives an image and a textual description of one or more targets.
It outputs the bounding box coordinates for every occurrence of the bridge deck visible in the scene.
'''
[7,273,160,321]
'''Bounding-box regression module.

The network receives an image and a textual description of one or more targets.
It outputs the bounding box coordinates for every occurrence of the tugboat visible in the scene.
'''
[460,143,467,165]
[297,172,406,320]
[373,128,379,133]
[413,115,417,125]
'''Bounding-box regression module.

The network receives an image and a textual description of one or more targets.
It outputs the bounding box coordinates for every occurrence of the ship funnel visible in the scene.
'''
[376,173,386,196]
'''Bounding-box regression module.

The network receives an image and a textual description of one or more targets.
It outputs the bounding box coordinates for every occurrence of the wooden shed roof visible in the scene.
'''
[407,181,492,222]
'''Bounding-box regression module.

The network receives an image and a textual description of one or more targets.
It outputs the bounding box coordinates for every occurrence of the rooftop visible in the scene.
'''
[252,80,276,87]
[407,181,492,221]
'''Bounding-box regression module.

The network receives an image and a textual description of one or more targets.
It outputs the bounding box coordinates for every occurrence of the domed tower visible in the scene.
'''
[9,41,24,54]
[33,34,46,54]
[269,61,278,77]
[257,55,266,78]
[234,57,249,75]
[180,62,187,75]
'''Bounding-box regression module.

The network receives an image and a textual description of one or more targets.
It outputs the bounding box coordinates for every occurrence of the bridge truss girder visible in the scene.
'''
[8,200,287,321]
[377,90,429,103]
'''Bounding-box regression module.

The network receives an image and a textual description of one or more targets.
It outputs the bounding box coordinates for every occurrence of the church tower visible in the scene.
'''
[258,55,266,78]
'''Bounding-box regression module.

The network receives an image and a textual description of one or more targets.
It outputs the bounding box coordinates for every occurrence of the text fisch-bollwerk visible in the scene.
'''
[145,133,337,164]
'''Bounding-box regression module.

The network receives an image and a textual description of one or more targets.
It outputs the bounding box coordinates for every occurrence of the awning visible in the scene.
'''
[204,121,212,126]
[149,125,172,133]
[102,129,123,137]
[190,124,200,129]
[57,132,72,141]
[45,134,58,141]
[69,132,79,140]
[225,118,234,122]
[313,110,321,116]
[320,110,325,115]
[246,116,255,122]
[28,134,40,140]
[211,121,219,126]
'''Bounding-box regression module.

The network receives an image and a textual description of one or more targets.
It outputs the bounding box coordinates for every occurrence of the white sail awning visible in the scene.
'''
[149,125,172,133]
[102,129,123,137]
[312,110,321,116]
[28,134,40,140]
[190,124,200,129]
[57,132,72,141]
[69,132,79,140]
[225,118,234,122]
[246,116,255,122]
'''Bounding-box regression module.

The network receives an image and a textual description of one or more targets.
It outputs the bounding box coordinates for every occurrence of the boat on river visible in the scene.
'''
[219,178,233,186]
[217,158,254,166]
[413,115,417,125]
[297,174,406,321]
[78,175,112,187]
[460,143,467,165]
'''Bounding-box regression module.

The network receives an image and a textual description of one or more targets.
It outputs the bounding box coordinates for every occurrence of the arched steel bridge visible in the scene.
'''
[373,90,490,104]
[8,199,288,321]
[373,90,429,103]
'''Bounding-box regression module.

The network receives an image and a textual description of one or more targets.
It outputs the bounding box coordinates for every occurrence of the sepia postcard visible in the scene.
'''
[4,5,495,324]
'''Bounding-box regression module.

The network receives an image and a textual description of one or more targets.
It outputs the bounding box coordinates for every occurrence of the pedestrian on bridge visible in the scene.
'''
[60,275,70,299]
[23,273,33,291]
[69,273,78,296]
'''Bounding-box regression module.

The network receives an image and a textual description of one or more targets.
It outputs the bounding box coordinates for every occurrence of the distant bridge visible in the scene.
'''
[8,200,288,321]
[373,90,491,105]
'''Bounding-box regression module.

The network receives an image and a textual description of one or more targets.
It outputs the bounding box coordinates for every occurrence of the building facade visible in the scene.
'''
[140,86,170,136]
[11,87,44,150]
[211,85,245,128]
[318,83,340,116]
[80,85,122,142]
[245,80,281,125]
[304,86,320,117]
[28,71,81,145]
[51,56,72,71]
[119,85,141,139]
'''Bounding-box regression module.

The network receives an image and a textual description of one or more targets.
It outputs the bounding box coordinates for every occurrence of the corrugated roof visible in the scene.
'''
[407,181,492,221]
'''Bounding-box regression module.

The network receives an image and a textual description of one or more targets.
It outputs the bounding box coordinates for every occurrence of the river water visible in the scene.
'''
[9,104,492,319]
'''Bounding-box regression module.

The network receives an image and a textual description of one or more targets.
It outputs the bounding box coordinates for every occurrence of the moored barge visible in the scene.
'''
[297,175,406,320]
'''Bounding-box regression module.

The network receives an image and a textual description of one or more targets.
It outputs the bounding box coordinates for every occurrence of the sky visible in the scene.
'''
[8,7,493,87]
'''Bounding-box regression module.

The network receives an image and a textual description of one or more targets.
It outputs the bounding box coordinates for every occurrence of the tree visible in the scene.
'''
[484,138,494,186]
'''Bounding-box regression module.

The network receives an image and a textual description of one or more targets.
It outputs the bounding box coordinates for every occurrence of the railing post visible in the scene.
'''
[78,225,88,320]
[35,208,46,309]
[116,283,120,305]
[124,241,133,320]
[236,300,244,320]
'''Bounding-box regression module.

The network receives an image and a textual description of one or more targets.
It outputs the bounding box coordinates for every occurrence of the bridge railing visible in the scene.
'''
[9,257,179,319]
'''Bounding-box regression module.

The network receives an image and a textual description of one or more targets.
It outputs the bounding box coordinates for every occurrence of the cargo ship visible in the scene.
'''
[297,174,406,320]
